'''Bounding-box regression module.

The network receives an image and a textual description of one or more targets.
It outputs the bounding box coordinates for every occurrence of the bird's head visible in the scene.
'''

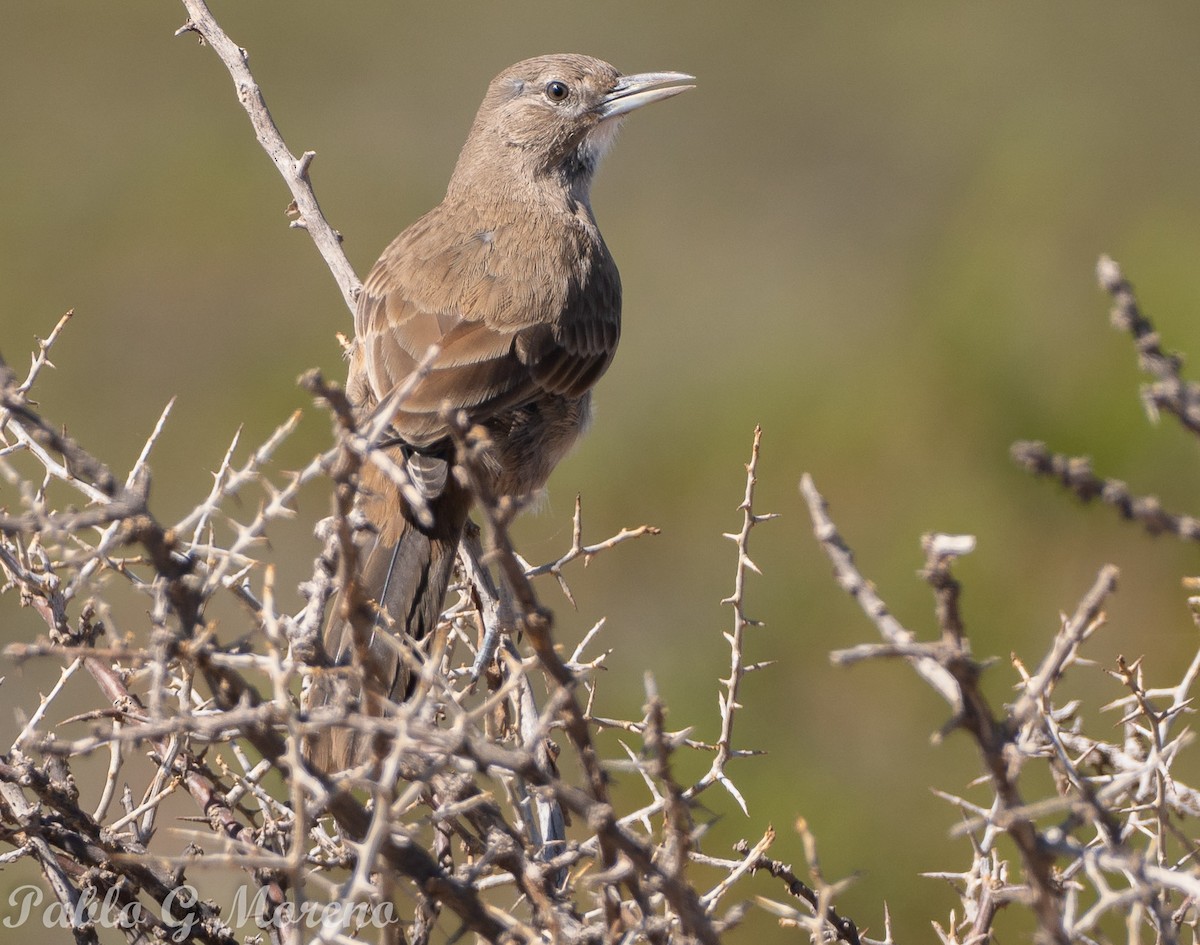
[449,54,693,196]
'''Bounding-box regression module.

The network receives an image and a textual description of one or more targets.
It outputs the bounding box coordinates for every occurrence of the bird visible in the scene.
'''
[304,54,693,771]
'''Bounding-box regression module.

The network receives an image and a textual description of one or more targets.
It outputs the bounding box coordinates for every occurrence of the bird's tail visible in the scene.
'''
[304,464,471,772]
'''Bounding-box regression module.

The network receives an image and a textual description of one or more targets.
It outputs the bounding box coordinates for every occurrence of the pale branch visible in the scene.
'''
[188,646,514,942]
[62,397,177,605]
[446,412,632,934]
[0,8,833,944]
[1011,441,1200,542]
[0,753,237,945]
[642,673,692,886]
[0,357,205,631]
[799,473,963,712]
[694,425,773,815]
[704,834,865,945]
[922,532,974,647]
[21,10,1200,941]
[1011,564,1119,726]
[11,309,74,394]
[520,493,660,604]
[174,0,360,314]
[804,473,1070,945]
[751,820,862,944]
[12,606,292,937]
[448,414,611,808]
[1098,254,1200,437]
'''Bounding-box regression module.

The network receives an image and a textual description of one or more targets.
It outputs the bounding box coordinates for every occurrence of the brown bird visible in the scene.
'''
[306,54,692,771]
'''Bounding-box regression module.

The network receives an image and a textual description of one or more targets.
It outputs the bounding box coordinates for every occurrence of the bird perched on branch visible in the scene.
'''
[305,54,692,771]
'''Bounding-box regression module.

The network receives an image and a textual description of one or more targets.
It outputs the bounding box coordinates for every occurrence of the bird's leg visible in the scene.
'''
[457,521,567,877]
[459,521,508,680]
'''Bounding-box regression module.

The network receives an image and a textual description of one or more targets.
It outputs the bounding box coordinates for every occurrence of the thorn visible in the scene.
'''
[295,150,316,178]
[718,774,749,816]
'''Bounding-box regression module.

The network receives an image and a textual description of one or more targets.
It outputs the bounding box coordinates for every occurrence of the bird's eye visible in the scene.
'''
[544,80,570,102]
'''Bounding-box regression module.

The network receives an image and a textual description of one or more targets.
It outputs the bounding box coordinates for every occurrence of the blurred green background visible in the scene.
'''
[4,1,1200,941]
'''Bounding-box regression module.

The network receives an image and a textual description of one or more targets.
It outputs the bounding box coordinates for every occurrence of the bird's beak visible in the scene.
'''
[598,71,695,121]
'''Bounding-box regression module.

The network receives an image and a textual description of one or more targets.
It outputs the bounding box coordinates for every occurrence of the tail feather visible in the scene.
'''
[304,468,471,772]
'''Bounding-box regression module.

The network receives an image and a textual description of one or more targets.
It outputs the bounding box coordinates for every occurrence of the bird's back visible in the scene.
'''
[352,191,621,458]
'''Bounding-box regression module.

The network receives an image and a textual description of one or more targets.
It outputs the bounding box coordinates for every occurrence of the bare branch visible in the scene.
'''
[1098,254,1200,436]
[174,0,360,313]
[800,473,963,712]
[1011,441,1200,542]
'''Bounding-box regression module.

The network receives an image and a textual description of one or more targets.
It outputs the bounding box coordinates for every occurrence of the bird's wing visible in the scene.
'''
[353,207,620,449]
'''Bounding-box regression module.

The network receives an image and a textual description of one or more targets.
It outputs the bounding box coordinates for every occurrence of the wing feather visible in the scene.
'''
[351,202,620,451]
